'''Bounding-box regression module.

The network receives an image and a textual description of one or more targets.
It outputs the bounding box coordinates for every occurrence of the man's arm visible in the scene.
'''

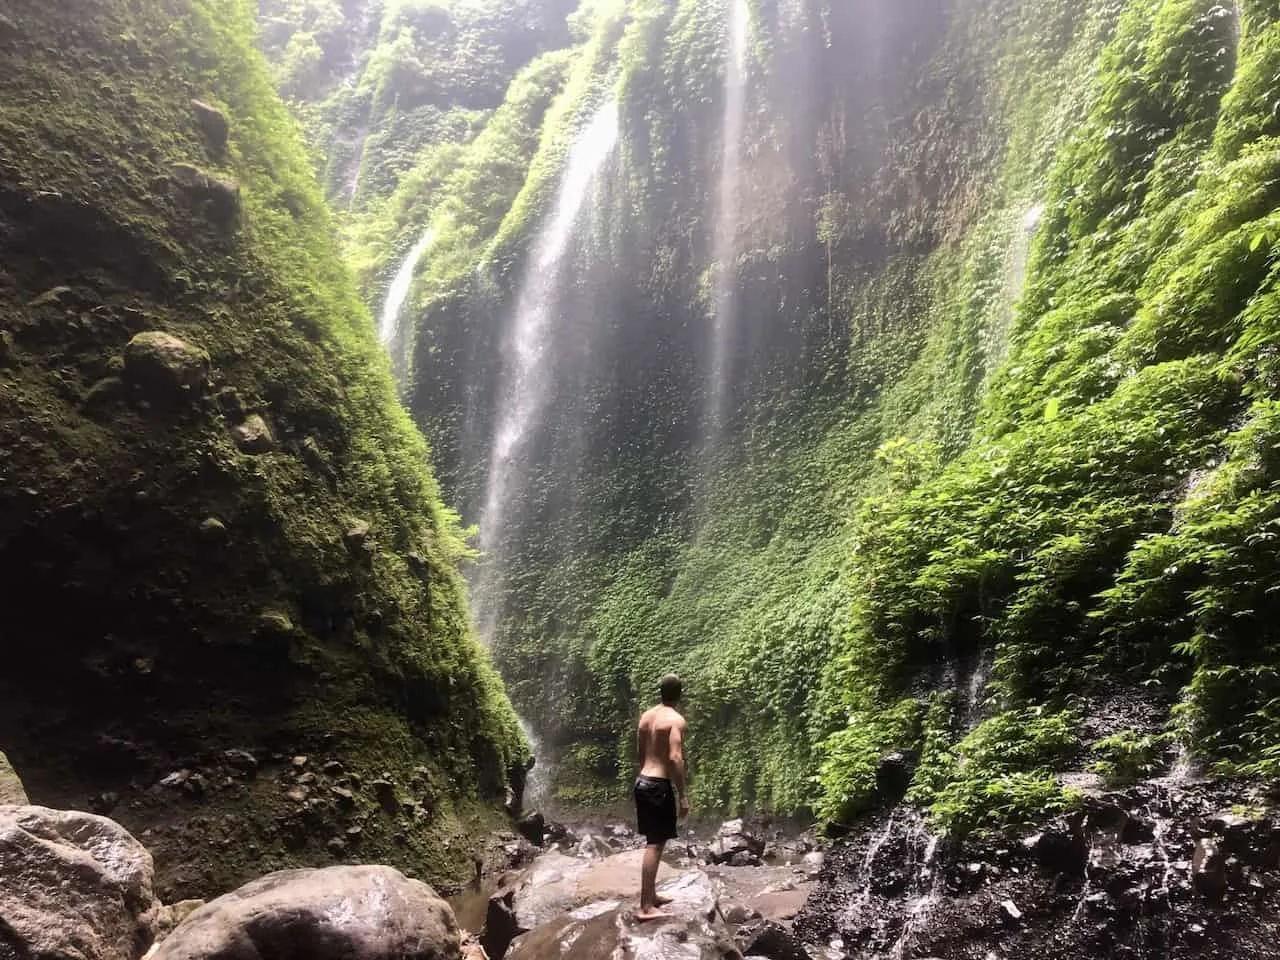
[669,722,689,816]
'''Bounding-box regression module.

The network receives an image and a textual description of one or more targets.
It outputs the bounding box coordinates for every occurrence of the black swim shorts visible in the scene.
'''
[634,774,678,845]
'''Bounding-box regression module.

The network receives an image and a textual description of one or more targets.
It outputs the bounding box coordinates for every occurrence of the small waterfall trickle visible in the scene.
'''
[379,228,436,345]
[707,0,751,439]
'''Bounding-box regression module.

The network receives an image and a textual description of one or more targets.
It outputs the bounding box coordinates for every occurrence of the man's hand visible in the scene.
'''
[679,796,690,818]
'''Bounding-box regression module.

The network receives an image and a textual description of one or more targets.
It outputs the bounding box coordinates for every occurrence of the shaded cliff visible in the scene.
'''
[0,0,525,898]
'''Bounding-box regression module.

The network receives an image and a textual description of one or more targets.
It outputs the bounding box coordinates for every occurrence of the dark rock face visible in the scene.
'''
[515,811,546,846]
[0,805,161,960]
[481,887,525,960]
[707,819,766,865]
[151,865,460,960]
[797,781,1280,960]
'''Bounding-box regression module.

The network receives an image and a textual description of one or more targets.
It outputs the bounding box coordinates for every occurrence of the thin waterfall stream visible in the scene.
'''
[379,227,436,345]
[707,0,750,438]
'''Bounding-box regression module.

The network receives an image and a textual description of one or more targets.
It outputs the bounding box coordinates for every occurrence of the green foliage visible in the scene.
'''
[1088,729,1175,784]
[923,709,1082,833]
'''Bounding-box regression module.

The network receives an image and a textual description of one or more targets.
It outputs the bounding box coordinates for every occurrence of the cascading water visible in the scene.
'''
[476,101,620,620]
[707,0,750,438]
[379,228,436,345]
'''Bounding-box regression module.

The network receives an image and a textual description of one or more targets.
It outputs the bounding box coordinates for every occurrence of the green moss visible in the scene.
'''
[0,0,524,895]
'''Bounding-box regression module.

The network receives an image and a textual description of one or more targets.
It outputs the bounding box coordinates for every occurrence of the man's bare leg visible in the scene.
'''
[636,842,671,920]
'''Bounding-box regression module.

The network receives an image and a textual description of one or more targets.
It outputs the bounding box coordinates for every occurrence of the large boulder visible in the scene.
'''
[122,331,210,396]
[0,751,26,804]
[150,865,459,960]
[0,804,161,960]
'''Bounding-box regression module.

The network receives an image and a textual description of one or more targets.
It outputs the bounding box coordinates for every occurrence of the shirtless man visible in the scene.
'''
[633,673,689,920]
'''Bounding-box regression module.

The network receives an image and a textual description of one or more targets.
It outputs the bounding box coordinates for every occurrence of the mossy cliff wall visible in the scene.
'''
[0,0,525,898]
[283,0,1280,830]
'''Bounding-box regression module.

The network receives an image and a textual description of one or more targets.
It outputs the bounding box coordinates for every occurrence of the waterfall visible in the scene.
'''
[379,228,436,345]
[707,0,751,437]
[476,100,620,594]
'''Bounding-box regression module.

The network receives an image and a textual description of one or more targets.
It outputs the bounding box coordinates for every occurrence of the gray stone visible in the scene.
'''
[170,164,240,231]
[0,804,160,960]
[151,865,459,960]
[737,919,808,960]
[345,519,371,550]
[481,887,526,960]
[231,414,274,453]
[1192,837,1228,897]
[191,99,229,157]
[516,811,546,846]
[800,850,824,880]
[0,751,27,804]
[123,331,209,395]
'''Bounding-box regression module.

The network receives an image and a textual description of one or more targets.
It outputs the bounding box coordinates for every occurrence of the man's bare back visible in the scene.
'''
[637,704,686,782]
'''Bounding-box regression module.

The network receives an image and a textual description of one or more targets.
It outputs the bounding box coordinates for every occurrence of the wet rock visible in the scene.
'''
[516,811,546,846]
[875,751,915,802]
[1023,826,1087,875]
[0,805,160,960]
[331,786,356,808]
[123,331,209,396]
[151,865,458,960]
[576,833,614,859]
[709,819,766,864]
[800,851,825,880]
[999,899,1023,923]
[159,769,192,789]
[323,759,344,776]
[730,850,761,867]
[326,836,346,856]
[1192,837,1227,898]
[191,99,229,157]
[482,887,526,960]
[231,414,274,453]
[737,919,808,960]
[0,750,27,804]
[169,163,240,231]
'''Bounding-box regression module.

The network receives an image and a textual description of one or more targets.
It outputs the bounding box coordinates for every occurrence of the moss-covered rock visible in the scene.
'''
[0,0,524,897]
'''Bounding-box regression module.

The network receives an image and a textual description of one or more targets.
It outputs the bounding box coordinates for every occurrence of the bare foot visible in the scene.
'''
[654,893,674,906]
[633,907,672,921]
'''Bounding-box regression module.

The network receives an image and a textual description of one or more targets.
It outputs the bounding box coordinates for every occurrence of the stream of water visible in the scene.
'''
[707,0,751,439]
[379,228,436,345]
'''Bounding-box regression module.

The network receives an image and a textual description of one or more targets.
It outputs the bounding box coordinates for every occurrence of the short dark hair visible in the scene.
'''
[659,674,682,704]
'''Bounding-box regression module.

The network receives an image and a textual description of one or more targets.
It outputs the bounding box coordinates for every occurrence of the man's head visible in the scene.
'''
[659,673,682,705]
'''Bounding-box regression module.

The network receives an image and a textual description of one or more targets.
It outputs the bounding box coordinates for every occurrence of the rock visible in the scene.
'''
[159,769,191,789]
[326,836,346,856]
[231,414,274,453]
[737,919,809,960]
[323,760,344,776]
[0,804,160,960]
[708,819,765,864]
[88,791,120,814]
[999,899,1023,922]
[155,900,206,939]
[1023,826,1088,875]
[83,375,128,413]
[516,811,547,846]
[372,778,399,812]
[331,786,356,808]
[800,850,824,880]
[575,834,614,859]
[199,517,229,539]
[482,888,526,960]
[191,99,229,157]
[1192,837,1228,898]
[123,331,209,395]
[875,751,914,802]
[345,519,371,550]
[151,865,458,960]
[170,163,240,231]
[0,751,27,804]
[730,850,759,867]
[222,749,257,774]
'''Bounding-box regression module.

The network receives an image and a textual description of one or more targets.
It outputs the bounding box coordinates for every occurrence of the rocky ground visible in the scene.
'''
[8,746,1280,960]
